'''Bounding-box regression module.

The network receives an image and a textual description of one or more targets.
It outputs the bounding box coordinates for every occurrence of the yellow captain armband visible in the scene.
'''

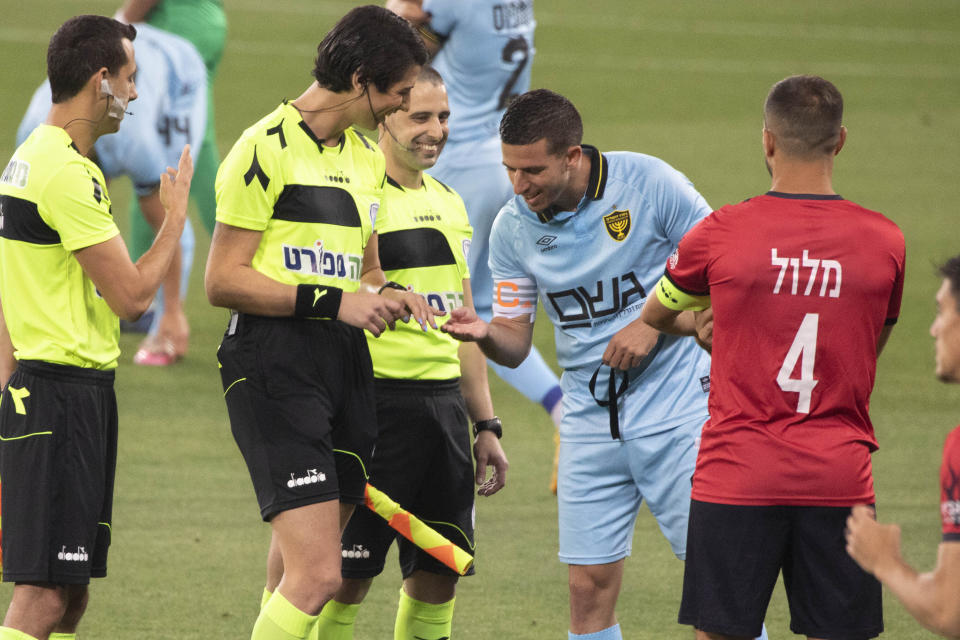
[655,275,710,311]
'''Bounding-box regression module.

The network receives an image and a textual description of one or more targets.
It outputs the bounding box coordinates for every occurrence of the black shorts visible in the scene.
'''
[341,378,475,580]
[218,313,377,521]
[0,360,117,584]
[679,499,883,639]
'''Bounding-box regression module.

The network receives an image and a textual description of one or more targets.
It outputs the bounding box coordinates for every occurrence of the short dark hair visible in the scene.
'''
[499,89,583,155]
[764,75,843,158]
[418,65,444,87]
[940,255,960,312]
[312,5,427,94]
[47,15,136,103]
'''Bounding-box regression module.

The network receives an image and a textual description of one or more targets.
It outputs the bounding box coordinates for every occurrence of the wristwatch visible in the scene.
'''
[473,417,502,439]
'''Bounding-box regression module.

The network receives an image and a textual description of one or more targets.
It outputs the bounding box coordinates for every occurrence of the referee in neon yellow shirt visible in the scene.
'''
[0,15,191,640]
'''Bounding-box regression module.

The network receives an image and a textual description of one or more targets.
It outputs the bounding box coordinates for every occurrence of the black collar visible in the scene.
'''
[284,101,345,153]
[766,191,843,200]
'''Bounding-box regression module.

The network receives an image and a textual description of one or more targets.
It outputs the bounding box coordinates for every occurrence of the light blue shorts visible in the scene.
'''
[557,415,705,565]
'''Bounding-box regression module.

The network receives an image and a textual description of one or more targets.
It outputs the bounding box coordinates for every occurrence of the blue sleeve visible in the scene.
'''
[487,203,527,281]
[654,161,713,245]
[17,82,53,146]
[422,0,458,37]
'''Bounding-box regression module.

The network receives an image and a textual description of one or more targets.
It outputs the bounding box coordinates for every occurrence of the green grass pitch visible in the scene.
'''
[1,1,958,637]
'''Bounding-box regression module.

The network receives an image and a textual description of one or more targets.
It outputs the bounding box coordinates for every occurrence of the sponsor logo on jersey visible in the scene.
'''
[944,464,960,526]
[341,544,372,560]
[462,238,471,264]
[287,468,326,488]
[537,234,558,253]
[546,271,646,329]
[282,241,363,282]
[0,159,29,189]
[668,248,679,270]
[700,375,711,393]
[57,545,89,562]
[424,290,465,313]
[603,209,631,241]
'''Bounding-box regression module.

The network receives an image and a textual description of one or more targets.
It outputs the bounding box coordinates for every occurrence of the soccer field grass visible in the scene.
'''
[1,1,959,637]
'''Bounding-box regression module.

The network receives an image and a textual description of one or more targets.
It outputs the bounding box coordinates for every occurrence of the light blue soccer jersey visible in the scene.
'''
[424,0,535,143]
[17,23,207,197]
[489,146,713,442]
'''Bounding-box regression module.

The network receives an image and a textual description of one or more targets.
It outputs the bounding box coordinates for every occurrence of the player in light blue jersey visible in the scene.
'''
[386,0,565,490]
[443,90,768,640]
[17,22,206,366]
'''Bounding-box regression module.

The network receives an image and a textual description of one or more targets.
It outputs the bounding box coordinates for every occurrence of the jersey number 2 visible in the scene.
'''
[776,313,819,413]
[498,36,530,110]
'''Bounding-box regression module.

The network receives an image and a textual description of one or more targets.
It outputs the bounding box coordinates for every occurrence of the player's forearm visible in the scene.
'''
[459,342,495,422]
[130,212,186,313]
[872,545,960,638]
[477,318,532,368]
[205,265,296,317]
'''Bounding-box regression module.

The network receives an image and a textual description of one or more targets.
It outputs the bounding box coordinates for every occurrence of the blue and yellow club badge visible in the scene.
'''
[603,209,631,241]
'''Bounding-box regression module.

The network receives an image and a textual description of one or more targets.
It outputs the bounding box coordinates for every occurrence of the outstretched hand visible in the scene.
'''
[440,306,489,342]
[381,289,445,331]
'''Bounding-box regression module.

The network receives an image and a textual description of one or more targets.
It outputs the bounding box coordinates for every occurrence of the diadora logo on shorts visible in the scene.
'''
[341,544,372,559]
[286,468,326,488]
[536,234,558,253]
[546,271,647,329]
[57,545,89,562]
[282,241,363,282]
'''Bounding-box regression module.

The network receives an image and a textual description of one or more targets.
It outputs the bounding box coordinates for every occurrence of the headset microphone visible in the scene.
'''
[382,122,419,154]
[100,77,131,119]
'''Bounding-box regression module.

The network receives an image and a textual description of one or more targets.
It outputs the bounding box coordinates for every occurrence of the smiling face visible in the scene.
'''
[932,278,960,383]
[360,64,420,129]
[501,138,580,214]
[381,78,449,172]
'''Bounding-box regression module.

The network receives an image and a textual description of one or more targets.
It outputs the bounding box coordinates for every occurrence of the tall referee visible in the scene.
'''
[205,7,432,640]
[0,15,191,640]
[316,67,508,640]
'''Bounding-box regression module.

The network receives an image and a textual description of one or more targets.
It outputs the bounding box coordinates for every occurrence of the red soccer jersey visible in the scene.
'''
[942,426,960,541]
[666,193,905,506]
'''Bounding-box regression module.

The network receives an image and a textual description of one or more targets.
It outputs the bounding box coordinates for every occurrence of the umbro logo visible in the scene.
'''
[537,234,558,253]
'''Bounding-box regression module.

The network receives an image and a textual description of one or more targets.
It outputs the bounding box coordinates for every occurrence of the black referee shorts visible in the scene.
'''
[341,378,475,580]
[0,360,117,584]
[218,313,377,521]
[679,499,883,639]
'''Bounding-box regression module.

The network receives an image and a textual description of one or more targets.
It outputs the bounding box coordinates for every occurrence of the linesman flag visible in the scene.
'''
[363,482,474,575]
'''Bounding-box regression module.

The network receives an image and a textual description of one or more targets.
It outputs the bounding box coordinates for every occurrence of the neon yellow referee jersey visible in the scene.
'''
[368,174,471,380]
[216,102,385,293]
[0,125,121,369]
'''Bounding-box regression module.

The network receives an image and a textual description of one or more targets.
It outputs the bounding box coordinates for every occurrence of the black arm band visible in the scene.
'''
[473,417,503,439]
[377,281,406,295]
[294,284,343,319]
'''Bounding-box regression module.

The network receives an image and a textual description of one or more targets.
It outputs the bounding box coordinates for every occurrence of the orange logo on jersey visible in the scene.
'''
[603,209,631,241]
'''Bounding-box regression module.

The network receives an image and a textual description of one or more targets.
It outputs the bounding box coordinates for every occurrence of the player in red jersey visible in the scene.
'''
[642,75,905,640]
[845,254,960,639]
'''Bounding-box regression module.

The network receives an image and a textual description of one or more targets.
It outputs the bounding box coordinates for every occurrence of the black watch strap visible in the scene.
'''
[473,417,502,439]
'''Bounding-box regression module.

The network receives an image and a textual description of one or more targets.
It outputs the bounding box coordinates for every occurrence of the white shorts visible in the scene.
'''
[557,415,704,565]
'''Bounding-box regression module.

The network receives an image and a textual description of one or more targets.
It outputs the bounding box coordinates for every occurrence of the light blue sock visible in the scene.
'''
[756,623,769,640]
[568,623,622,640]
[488,345,560,406]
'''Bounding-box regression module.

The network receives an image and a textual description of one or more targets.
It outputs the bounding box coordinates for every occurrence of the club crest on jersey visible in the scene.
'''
[603,209,631,242]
